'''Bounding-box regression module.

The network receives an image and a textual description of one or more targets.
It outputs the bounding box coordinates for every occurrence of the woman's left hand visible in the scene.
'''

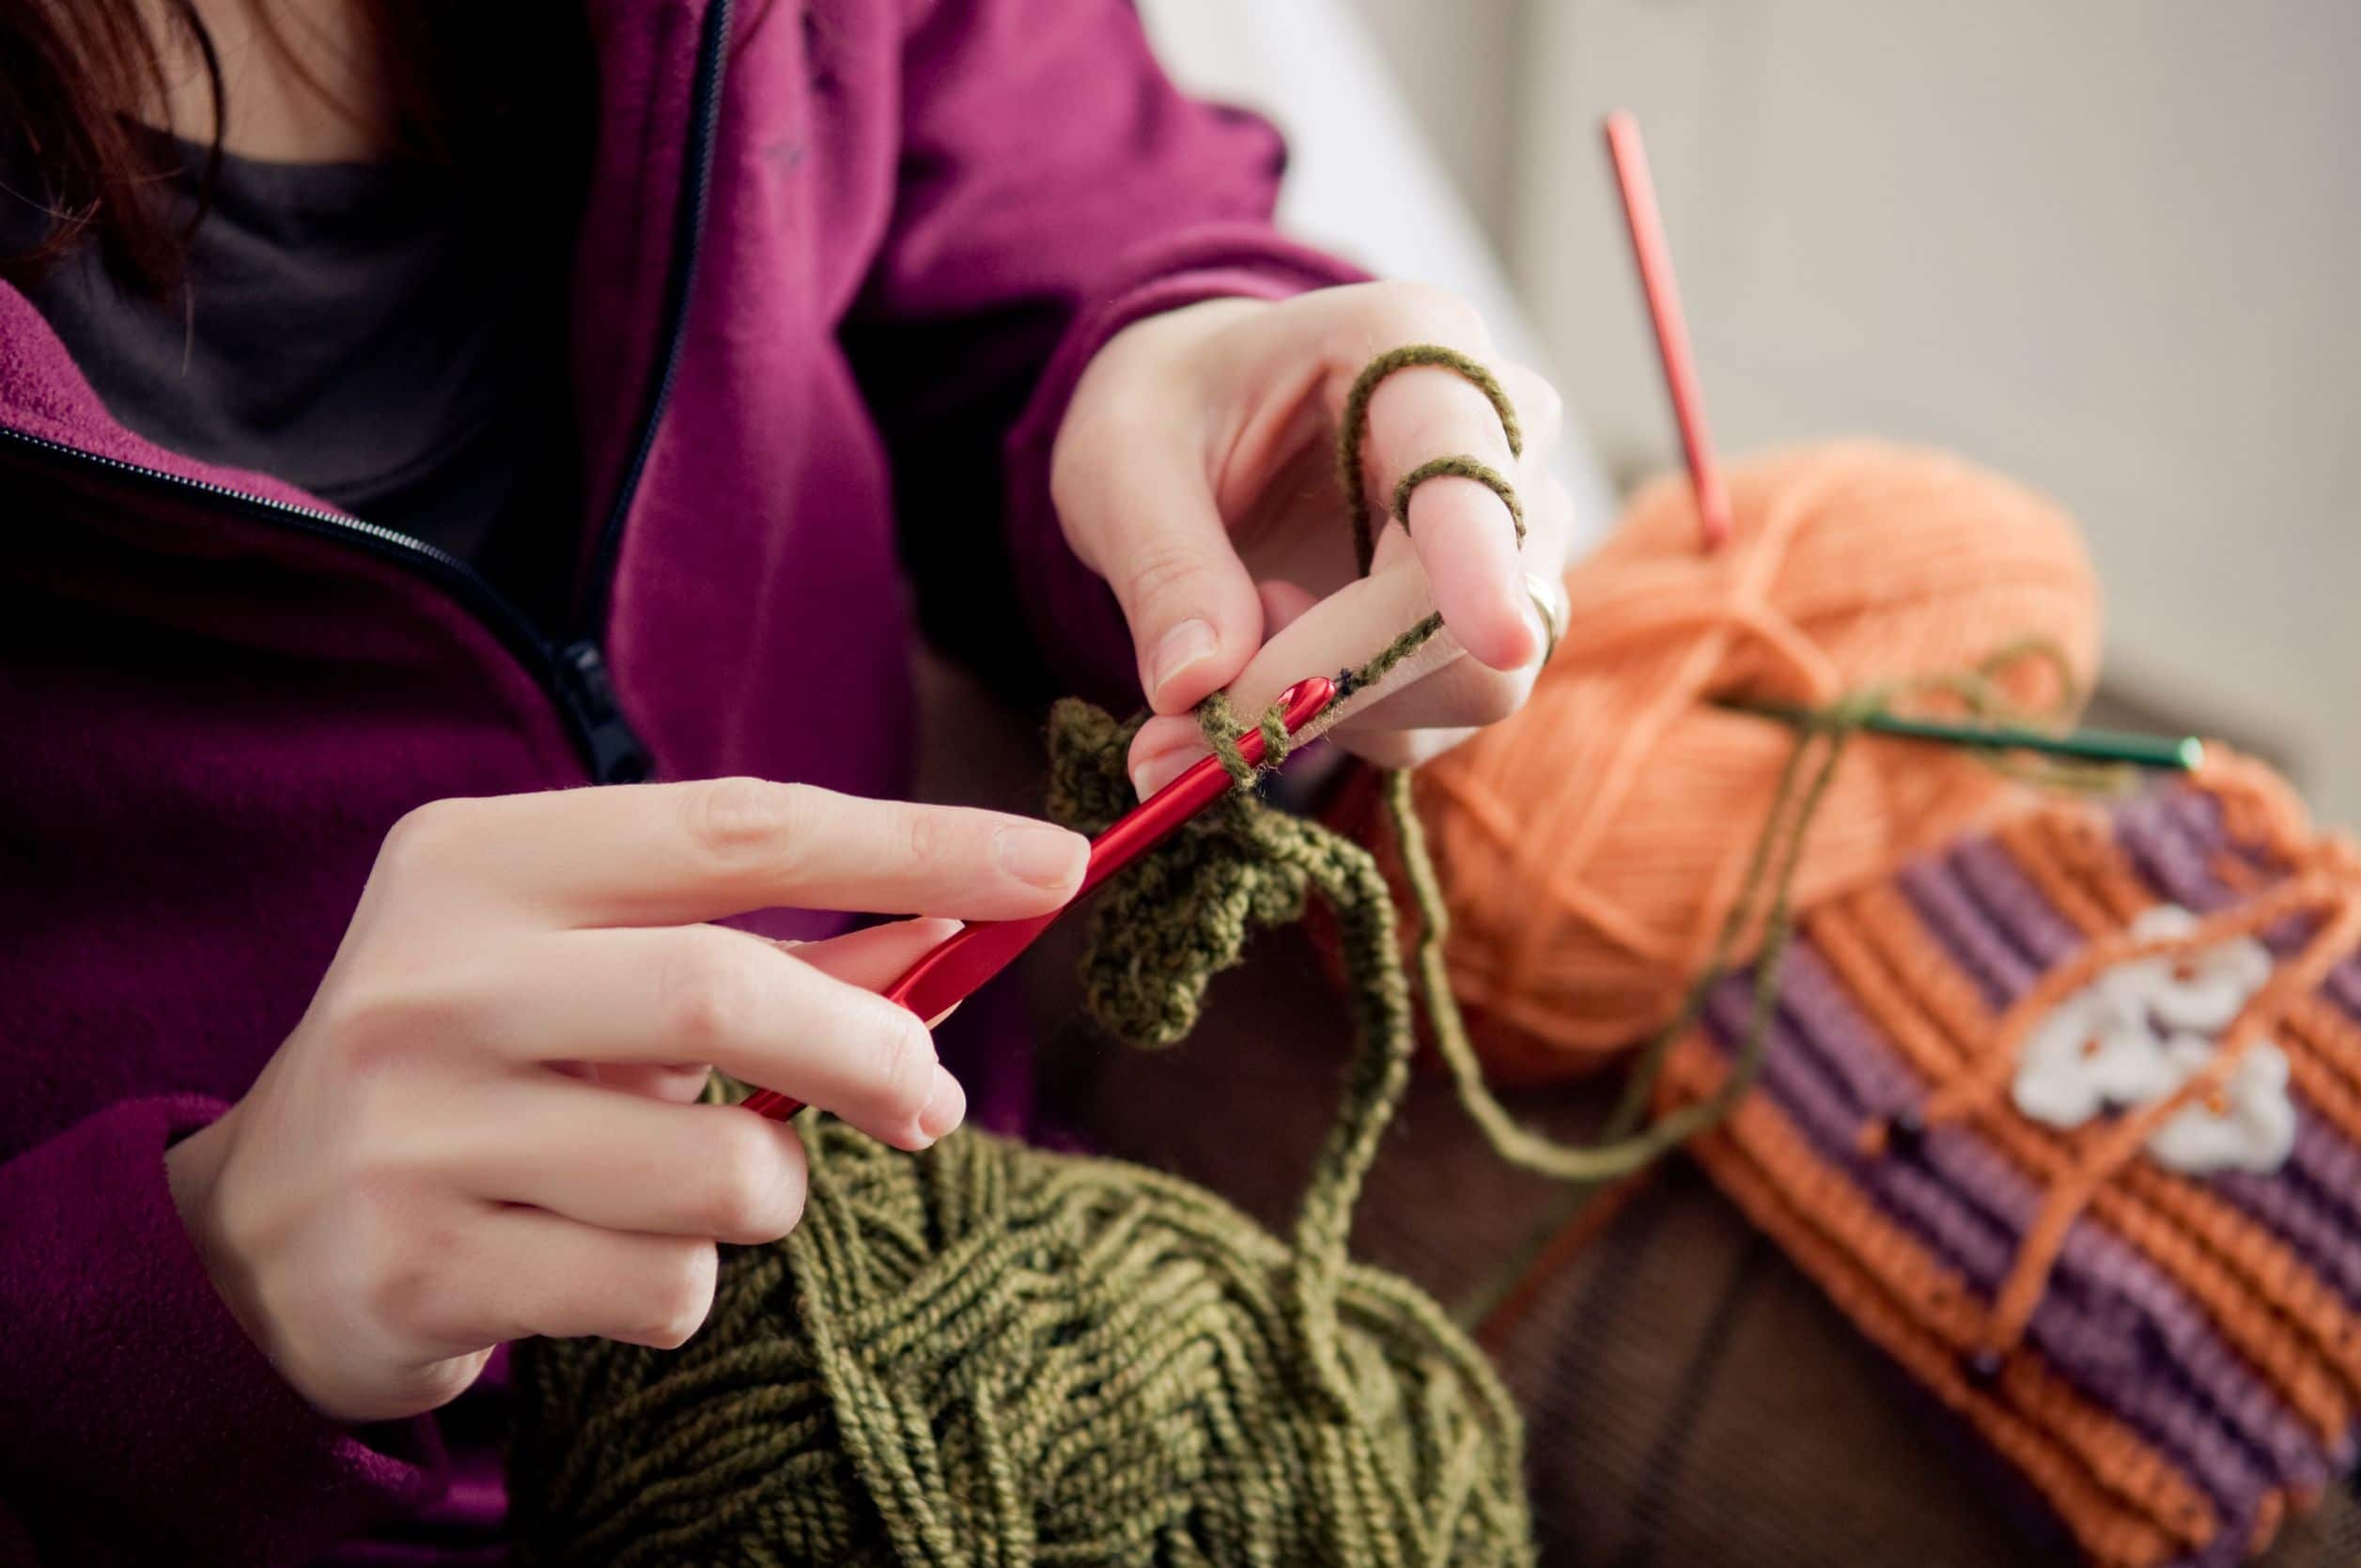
[1050,282,1577,798]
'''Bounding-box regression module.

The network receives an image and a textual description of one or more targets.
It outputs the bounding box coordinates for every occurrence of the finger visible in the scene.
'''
[1328,648,1538,734]
[1053,400,1265,713]
[575,1060,714,1103]
[404,1206,722,1354]
[384,782,1086,928]
[1255,577,1321,642]
[1331,724,1482,772]
[784,917,963,991]
[431,1077,810,1245]
[1126,559,1463,799]
[463,924,962,1150]
[1361,362,1537,672]
[1325,474,1576,733]
[567,922,959,1101]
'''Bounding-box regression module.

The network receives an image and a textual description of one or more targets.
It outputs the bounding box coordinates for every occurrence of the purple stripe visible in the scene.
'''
[1701,962,2321,1514]
[2213,1151,2361,1305]
[1743,958,2329,1492]
[1899,858,2039,1010]
[1951,837,2089,975]
[2120,787,2361,1017]
[1887,815,2361,1472]
[1935,812,2361,1312]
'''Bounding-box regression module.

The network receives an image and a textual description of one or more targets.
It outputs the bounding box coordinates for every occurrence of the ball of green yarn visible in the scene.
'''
[509,1117,1532,1566]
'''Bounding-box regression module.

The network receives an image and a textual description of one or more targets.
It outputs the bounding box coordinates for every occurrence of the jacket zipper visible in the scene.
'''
[0,0,735,786]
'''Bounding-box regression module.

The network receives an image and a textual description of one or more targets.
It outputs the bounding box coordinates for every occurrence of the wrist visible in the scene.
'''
[164,1110,276,1376]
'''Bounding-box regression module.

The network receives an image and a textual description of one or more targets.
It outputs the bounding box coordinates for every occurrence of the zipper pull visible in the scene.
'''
[557,640,653,784]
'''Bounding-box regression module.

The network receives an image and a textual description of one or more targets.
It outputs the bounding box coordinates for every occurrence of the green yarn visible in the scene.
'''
[509,1121,1530,1567]
[507,347,1548,1567]
[1335,343,1525,574]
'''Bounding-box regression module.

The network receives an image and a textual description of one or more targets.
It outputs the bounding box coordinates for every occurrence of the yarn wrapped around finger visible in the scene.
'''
[1376,440,2104,1083]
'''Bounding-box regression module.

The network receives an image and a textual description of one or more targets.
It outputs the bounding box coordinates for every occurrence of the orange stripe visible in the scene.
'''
[1821,882,2357,1439]
[2001,809,2361,1419]
[1659,1037,2211,1567]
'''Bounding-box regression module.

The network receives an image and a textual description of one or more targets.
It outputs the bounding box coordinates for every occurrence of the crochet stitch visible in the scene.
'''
[1656,761,2361,1568]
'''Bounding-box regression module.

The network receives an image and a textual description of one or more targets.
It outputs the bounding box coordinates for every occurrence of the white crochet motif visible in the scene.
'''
[2011,905,2296,1174]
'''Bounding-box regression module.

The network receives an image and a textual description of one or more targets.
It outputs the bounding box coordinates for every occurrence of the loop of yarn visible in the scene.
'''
[1389,440,2105,1081]
[1336,342,1525,572]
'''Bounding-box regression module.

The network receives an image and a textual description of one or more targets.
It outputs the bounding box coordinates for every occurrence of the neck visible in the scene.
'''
[146,0,393,163]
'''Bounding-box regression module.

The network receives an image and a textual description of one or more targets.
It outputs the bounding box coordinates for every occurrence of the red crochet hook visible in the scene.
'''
[739,675,1337,1122]
[1604,110,1733,552]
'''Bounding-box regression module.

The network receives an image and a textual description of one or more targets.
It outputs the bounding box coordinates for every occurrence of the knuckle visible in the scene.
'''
[636,1245,718,1348]
[324,976,448,1077]
[700,1118,801,1241]
[402,1356,488,1414]
[685,776,802,872]
[890,802,951,873]
[376,799,477,885]
[655,935,762,1053]
[1124,538,1220,614]
[353,1221,448,1338]
[1372,279,1486,346]
[869,1010,939,1127]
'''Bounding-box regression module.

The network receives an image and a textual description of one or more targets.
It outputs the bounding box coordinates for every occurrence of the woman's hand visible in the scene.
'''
[163,780,1086,1424]
[1050,282,1577,796]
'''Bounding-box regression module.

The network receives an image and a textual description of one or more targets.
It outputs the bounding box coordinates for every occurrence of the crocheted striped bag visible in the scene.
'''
[1654,757,2361,1568]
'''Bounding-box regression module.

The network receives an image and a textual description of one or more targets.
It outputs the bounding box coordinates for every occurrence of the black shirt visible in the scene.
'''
[2,126,577,614]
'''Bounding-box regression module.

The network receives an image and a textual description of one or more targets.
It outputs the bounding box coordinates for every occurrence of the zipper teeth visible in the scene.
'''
[0,424,565,682]
[6,0,735,775]
[580,0,734,636]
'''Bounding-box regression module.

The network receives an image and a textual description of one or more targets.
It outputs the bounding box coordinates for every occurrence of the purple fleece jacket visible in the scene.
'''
[0,2,1360,1560]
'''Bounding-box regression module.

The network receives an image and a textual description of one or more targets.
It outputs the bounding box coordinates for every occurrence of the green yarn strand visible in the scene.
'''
[1390,456,1526,545]
[1336,344,1525,575]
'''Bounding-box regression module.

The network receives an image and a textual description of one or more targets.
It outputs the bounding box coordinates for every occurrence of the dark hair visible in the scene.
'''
[0,2,565,292]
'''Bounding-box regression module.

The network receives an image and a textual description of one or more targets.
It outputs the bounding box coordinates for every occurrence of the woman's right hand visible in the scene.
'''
[163,778,1088,1424]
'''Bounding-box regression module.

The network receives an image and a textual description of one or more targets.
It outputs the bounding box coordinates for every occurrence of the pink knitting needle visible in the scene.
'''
[1603,110,1732,551]
[738,675,1337,1123]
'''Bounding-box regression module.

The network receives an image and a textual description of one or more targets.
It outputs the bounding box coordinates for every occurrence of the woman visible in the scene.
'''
[0,0,1577,1560]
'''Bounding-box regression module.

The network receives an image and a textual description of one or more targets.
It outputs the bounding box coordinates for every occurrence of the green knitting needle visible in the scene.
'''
[1726,700,2205,772]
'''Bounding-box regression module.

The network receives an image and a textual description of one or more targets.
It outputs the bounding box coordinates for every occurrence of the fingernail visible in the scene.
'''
[917,1066,967,1142]
[1147,617,1218,701]
[997,824,1087,890]
[1128,745,1198,802]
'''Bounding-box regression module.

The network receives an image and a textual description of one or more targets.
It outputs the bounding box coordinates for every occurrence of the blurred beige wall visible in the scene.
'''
[1347,0,2361,823]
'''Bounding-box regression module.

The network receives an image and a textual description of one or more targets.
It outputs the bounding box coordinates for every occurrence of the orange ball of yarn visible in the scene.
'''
[1408,439,2101,1083]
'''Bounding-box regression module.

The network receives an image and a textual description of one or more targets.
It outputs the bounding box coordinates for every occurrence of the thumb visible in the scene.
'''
[1067,456,1264,713]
